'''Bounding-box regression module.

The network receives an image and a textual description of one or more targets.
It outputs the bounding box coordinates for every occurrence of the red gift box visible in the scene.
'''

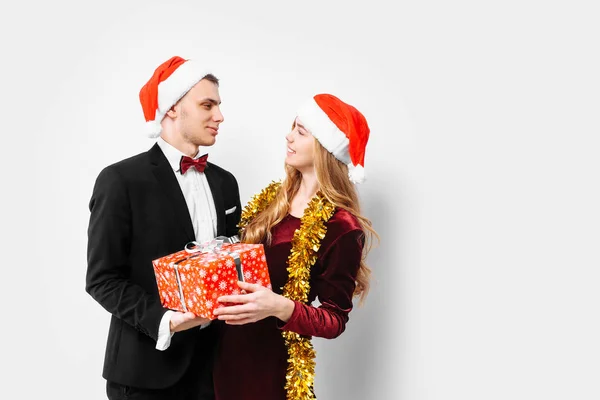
[153,242,271,319]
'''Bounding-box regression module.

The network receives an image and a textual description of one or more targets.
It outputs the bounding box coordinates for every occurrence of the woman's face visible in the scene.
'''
[285,118,315,172]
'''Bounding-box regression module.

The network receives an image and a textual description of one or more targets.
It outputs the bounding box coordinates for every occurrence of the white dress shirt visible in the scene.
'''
[155,137,217,350]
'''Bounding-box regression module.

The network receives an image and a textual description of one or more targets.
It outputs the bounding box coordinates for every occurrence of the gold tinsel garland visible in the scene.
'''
[238,182,336,400]
[238,181,282,229]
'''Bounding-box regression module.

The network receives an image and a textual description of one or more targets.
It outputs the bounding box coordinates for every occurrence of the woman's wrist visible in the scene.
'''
[274,296,295,322]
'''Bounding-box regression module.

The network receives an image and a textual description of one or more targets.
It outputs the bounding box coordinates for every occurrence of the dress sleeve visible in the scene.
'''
[279,229,364,339]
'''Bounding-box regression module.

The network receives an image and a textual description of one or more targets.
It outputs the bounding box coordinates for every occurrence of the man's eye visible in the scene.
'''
[202,104,211,109]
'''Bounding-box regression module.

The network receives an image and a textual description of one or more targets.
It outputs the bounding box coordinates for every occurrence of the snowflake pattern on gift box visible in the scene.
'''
[153,243,271,319]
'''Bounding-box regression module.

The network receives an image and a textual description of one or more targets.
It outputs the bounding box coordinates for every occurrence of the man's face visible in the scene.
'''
[174,78,224,147]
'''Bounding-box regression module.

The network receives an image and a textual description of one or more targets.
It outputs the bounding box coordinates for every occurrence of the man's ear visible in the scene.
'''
[166,105,177,119]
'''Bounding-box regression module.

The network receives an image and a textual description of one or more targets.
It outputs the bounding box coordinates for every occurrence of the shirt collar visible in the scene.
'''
[156,137,210,173]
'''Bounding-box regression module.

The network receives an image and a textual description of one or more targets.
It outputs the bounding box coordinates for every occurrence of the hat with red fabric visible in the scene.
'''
[296,93,371,184]
[139,56,214,138]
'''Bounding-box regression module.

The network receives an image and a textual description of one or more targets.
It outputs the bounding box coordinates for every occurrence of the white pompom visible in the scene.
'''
[144,120,162,138]
[348,164,365,184]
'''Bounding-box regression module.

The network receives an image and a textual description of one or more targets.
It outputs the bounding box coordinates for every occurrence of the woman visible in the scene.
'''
[212,93,378,399]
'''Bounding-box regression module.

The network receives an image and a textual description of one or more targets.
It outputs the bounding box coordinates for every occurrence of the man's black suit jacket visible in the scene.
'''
[86,143,241,389]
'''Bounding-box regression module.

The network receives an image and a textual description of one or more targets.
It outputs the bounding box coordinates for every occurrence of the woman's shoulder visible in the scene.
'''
[326,208,363,238]
[317,208,364,260]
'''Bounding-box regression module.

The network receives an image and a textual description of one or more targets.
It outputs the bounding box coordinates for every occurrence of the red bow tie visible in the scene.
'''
[180,154,208,174]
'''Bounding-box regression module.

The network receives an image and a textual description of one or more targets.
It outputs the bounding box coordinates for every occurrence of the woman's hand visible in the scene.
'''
[214,281,295,325]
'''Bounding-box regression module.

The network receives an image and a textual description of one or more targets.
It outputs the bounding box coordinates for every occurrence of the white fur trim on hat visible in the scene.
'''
[145,120,163,138]
[348,163,365,184]
[296,99,351,165]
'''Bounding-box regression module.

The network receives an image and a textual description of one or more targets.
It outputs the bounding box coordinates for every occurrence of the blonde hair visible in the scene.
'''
[241,138,379,304]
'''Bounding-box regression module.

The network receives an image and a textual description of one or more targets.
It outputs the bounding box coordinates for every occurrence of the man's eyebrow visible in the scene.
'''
[200,97,221,105]
[296,121,307,130]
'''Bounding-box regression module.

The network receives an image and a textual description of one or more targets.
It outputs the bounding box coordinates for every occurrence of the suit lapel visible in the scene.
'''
[149,144,195,242]
[204,163,225,236]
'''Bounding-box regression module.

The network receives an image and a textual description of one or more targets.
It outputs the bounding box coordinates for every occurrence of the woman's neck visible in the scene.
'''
[289,172,319,217]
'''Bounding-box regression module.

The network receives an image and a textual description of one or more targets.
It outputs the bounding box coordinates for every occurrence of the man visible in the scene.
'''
[86,56,241,399]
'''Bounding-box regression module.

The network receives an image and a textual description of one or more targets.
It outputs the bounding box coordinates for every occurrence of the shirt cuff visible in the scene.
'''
[156,310,175,351]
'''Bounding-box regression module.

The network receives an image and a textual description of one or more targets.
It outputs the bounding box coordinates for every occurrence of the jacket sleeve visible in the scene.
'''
[279,229,364,339]
[86,166,166,340]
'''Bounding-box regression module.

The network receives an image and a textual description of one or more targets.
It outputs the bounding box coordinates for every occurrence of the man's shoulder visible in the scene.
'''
[106,146,155,171]
[206,161,237,182]
[112,150,151,169]
[96,149,152,183]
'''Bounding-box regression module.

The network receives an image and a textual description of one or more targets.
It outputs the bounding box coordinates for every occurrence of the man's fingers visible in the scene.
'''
[182,312,198,320]
[174,312,196,324]
[170,311,211,332]
[173,312,207,325]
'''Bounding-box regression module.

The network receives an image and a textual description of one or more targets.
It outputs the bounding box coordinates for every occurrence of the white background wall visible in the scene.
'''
[1,0,599,399]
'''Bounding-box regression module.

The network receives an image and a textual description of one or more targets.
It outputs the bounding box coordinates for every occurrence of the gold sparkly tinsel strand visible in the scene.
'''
[238,181,282,231]
[237,183,336,400]
[282,194,335,400]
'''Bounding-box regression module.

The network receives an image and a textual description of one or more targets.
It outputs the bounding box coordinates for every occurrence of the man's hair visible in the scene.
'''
[202,73,219,86]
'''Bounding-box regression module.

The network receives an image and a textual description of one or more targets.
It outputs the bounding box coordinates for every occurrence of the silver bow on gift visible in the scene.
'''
[172,236,245,312]
[184,235,240,254]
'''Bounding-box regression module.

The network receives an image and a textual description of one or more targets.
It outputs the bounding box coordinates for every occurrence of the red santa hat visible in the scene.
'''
[139,56,214,138]
[296,93,371,184]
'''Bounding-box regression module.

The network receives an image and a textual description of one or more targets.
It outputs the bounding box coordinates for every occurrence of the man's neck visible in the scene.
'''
[160,134,198,158]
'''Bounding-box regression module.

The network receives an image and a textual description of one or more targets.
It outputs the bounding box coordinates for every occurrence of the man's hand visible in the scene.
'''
[169,312,210,333]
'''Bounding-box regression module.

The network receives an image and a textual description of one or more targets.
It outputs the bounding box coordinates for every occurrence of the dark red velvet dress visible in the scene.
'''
[213,209,364,400]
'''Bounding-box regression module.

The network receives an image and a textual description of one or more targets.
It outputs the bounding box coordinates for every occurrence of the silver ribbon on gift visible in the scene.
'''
[184,235,240,253]
[172,236,244,312]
